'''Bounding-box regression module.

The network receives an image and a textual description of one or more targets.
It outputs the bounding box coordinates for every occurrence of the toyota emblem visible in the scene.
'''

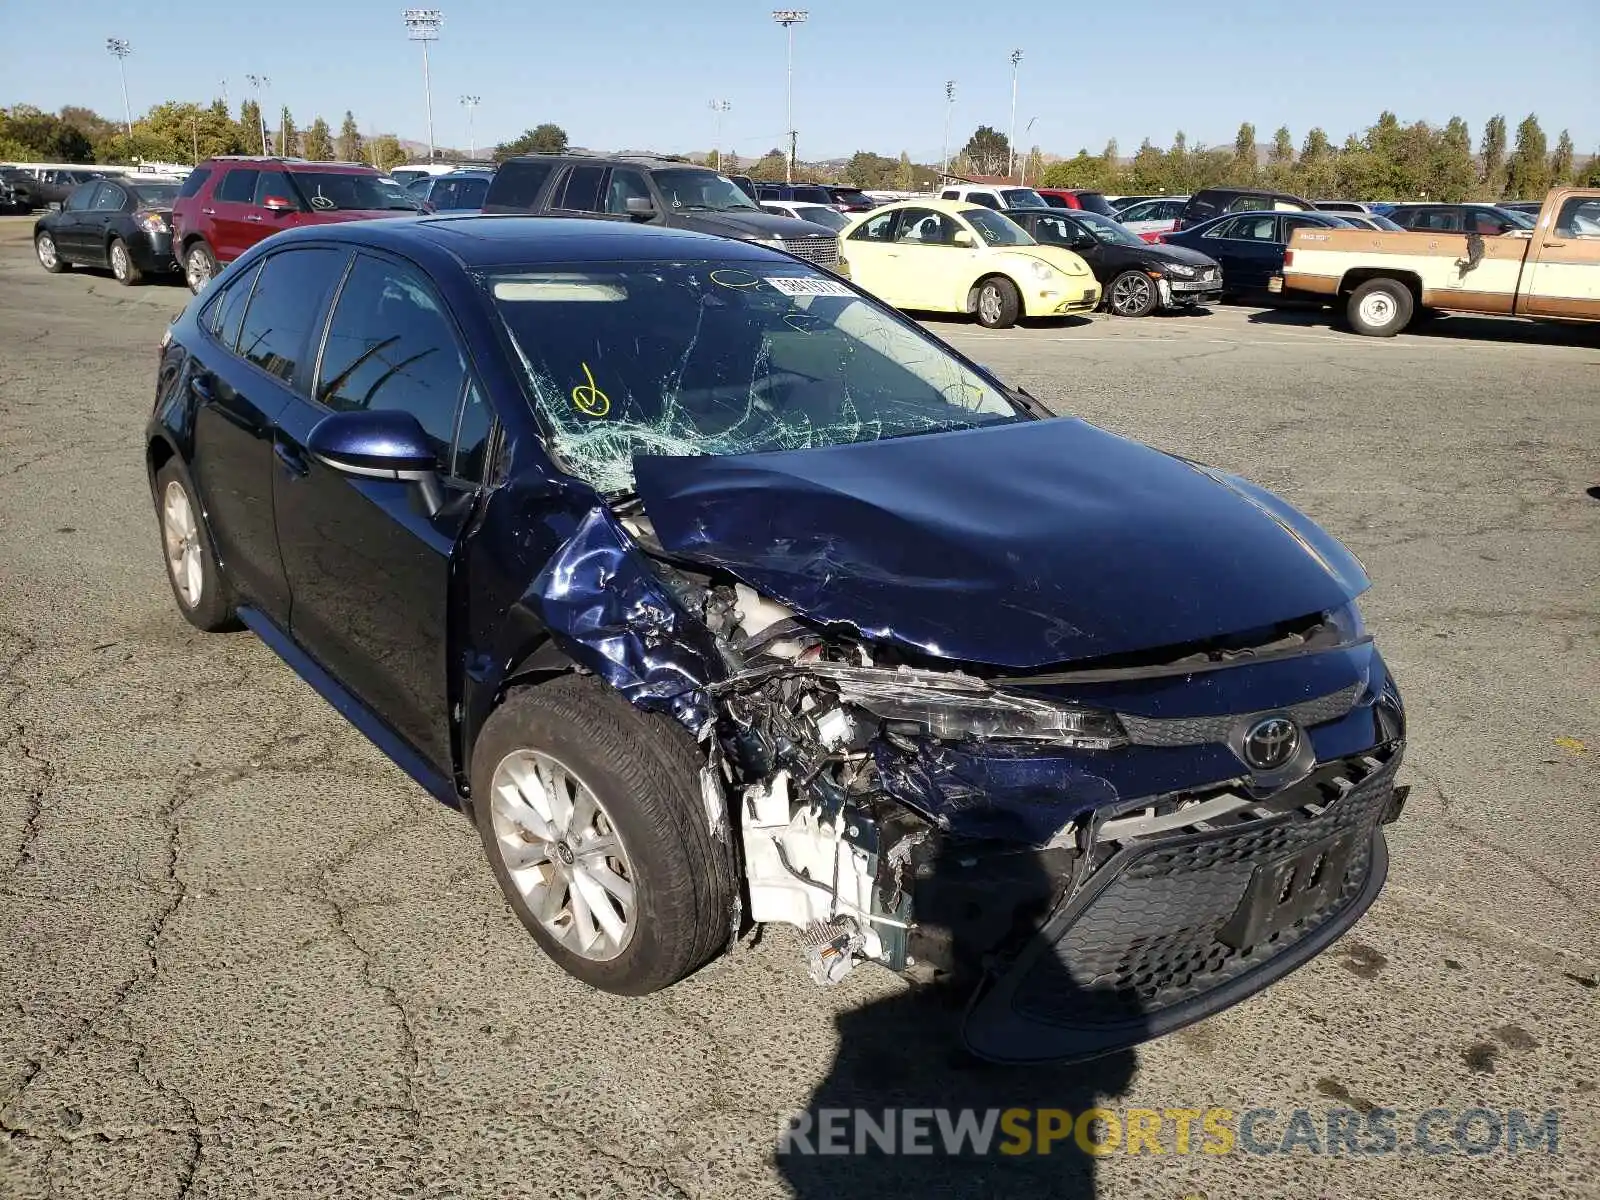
[1243,717,1300,771]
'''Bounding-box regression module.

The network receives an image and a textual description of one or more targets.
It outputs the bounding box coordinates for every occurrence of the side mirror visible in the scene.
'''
[1071,234,1097,250]
[625,196,657,218]
[952,229,975,247]
[262,195,297,213]
[306,410,444,515]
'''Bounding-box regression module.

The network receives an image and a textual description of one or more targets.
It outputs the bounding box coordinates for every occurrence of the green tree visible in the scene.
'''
[239,100,266,154]
[1229,121,1258,185]
[1265,125,1295,189]
[1549,129,1574,187]
[1335,132,1384,199]
[1040,149,1105,190]
[276,106,298,157]
[749,150,789,181]
[960,125,1011,175]
[1166,131,1191,192]
[1432,117,1477,202]
[364,134,405,172]
[493,123,569,161]
[1479,114,1507,198]
[1099,138,1120,188]
[134,101,241,163]
[337,111,363,162]
[303,117,334,161]
[1128,138,1169,192]
[896,151,913,191]
[844,150,898,189]
[58,105,119,147]
[1584,153,1600,187]
[1505,113,1549,199]
[0,105,94,161]
[1393,120,1438,198]
[1297,127,1336,197]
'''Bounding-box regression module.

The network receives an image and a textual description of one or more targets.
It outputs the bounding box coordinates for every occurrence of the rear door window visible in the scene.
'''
[92,183,127,211]
[216,170,259,204]
[177,168,212,199]
[203,260,263,351]
[485,160,555,210]
[552,165,606,213]
[236,247,350,385]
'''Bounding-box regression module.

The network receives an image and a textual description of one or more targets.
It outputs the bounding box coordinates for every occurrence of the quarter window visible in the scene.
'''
[315,254,469,473]
[92,184,126,212]
[236,248,349,384]
[216,169,260,204]
[176,168,212,199]
[203,261,263,351]
[554,165,606,212]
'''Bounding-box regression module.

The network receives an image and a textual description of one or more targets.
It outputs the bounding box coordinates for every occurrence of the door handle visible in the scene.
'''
[200,207,216,215]
[1543,240,1567,248]
[273,438,309,477]
[245,215,264,223]
[189,375,215,403]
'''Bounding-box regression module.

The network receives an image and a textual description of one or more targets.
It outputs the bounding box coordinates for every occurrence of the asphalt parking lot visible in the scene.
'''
[1,212,1596,1200]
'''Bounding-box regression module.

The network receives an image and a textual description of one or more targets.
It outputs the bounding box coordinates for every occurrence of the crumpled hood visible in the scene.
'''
[632,418,1368,669]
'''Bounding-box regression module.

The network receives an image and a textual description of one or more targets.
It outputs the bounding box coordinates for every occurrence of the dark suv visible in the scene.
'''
[1380,203,1534,235]
[482,154,843,271]
[1175,188,1315,231]
[172,156,418,292]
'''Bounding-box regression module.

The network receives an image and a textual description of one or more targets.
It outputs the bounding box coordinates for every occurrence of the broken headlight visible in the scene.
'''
[819,665,1127,750]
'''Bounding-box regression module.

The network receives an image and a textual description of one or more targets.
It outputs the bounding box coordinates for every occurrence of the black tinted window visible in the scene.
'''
[315,254,466,470]
[237,248,348,385]
[177,168,211,198]
[555,165,606,212]
[203,261,262,351]
[216,169,259,203]
[253,169,295,206]
[92,184,126,211]
[486,160,554,209]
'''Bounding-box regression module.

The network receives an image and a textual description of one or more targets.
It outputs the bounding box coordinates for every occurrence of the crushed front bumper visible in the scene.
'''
[959,745,1402,1063]
[1160,276,1224,307]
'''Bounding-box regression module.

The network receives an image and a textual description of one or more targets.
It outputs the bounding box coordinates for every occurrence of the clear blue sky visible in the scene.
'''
[3,0,1596,161]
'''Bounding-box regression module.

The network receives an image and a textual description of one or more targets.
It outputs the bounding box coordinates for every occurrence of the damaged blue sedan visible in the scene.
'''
[146,216,1407,1063]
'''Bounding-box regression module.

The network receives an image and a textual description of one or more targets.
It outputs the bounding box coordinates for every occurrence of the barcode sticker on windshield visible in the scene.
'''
[765,276,855,297]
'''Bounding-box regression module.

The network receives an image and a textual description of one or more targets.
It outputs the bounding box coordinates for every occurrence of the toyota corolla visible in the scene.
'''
[146,216,1407,1063]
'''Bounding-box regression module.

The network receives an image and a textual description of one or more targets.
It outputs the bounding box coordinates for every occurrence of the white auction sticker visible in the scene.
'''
[765,276,856,297]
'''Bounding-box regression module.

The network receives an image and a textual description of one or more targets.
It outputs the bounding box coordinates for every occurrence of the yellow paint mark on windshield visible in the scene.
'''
[571,362,611,417]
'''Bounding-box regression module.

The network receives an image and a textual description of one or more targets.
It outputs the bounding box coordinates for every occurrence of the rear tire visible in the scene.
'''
[1346,278,1413,337]
[975,276,1021,329]
[110,238,142,286]
[153,460,238,632]
[184,241,218,294]
[35,232,69,273]
[471,675,736,995]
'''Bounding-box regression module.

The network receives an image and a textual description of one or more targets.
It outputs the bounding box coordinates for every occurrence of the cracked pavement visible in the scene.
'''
[0,215,1596,1199]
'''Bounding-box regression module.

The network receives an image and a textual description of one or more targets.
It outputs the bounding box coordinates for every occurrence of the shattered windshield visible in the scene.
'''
[488,261,1024,493]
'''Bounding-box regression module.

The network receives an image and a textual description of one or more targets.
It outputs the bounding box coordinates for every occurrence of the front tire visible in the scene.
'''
[184,241,218,294]
[153,460,238,632]
[110,238,142,286]
[975,276,1021,329]
[35,232,69,273]
[1346,278,1414,337]
[471,676,736,995]
[1108,269,1159,317]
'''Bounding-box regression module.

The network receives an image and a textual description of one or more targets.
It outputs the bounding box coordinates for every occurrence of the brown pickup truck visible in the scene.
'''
[1274,188,1600,336]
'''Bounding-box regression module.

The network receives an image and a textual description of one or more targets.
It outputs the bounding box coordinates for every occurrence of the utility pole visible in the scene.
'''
[403,9,444,162]
[460,95,480,158]
[708,100,731,171]
[1007,49,1022,179]
[771,10,807,184]
[106,39,133,138]
[940,80,955,181]
[246,74,270,155]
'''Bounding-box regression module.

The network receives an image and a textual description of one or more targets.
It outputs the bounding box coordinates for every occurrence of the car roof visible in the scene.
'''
[861,198,989,216]
[198,156,375,174]
[500,153,706,171]
[257,214,802,268]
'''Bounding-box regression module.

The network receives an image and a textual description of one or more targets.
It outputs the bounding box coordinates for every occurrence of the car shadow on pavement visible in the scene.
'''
[776,846,1141,1200]
[1246,303,1600,348]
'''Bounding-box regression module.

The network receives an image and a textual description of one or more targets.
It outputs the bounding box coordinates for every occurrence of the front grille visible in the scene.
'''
[1011,749,1397,1027]
[1119,682,1363,748]
[778,234,840,269]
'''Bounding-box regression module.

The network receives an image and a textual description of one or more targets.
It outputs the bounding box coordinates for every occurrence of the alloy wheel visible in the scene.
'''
[185,249,212,291]
[111,242,131,281]
[161,481,203,608]
[36,235,57,270]
[1112,273,1154,315]
[488,749,638,961]
[978,285,1002,325]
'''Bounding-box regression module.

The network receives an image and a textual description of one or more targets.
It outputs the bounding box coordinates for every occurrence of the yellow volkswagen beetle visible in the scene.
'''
[839,199,1100,328]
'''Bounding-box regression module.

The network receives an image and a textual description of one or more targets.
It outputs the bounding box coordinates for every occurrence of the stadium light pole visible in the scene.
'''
[771,10,807,184]
[245,73,271,154]
[708,100,731,171]
[403,9,444,162]
[460,95,481,158]
[1007,49,1022,179]
[106,39,133,138]
[940,81,955,181]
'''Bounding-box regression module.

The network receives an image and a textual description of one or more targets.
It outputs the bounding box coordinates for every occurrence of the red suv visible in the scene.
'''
[172,157,418,292]
[1035,188,1120,216]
